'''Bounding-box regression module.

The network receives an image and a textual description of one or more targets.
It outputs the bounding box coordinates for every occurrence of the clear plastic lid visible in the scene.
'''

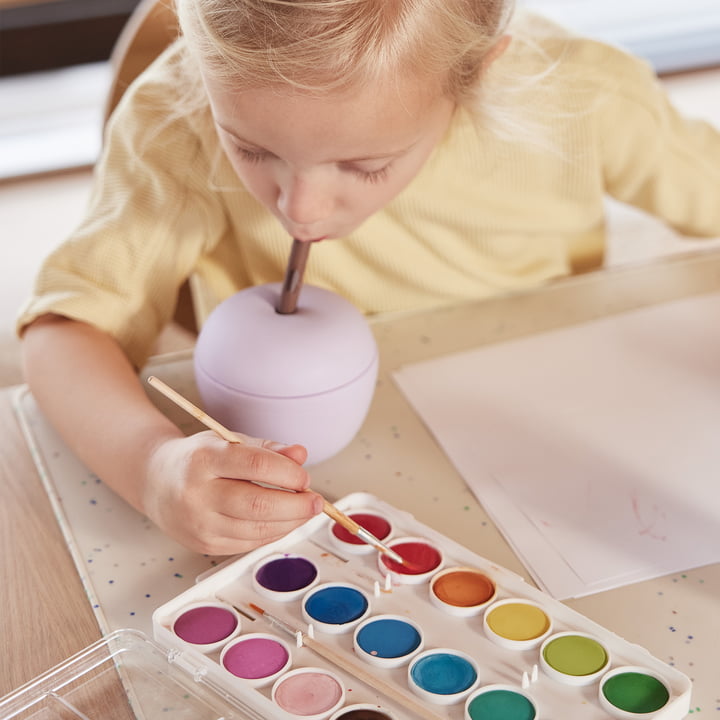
[0,628,257,720]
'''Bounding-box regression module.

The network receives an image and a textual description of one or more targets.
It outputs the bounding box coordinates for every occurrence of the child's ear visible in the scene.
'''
[480,34,512,74]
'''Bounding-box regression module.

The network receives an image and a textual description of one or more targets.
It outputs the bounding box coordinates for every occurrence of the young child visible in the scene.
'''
[18,0,720,556]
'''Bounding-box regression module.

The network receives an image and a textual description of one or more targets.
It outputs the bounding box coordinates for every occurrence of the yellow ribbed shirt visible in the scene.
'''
[17,12,720,368]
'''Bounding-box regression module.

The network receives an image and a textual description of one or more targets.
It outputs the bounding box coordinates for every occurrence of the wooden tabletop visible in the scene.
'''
[2,248,720,711]
[0,392,101,695]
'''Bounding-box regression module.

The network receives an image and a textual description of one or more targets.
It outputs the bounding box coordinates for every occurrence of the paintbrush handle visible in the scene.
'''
[321,500,363,534]
[301,634,444,720]
[277,238,311,314]
[147,376,240,443]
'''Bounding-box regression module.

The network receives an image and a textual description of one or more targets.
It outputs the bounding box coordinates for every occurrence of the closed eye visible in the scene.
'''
[234,145,271,164]
[346,163,392,184]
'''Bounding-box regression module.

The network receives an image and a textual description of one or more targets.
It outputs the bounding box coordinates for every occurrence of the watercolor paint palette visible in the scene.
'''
[152,493,692,720]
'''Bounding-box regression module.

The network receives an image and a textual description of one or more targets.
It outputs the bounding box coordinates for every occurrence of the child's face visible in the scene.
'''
[204,74,455,241]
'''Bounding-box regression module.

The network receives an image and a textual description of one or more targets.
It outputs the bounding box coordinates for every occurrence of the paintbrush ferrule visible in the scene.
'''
[248,604,296,637]
[355,526,404,564]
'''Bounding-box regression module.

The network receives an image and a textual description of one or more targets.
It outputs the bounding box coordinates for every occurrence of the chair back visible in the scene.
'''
[104,0,179,125]
[104,0,200,332]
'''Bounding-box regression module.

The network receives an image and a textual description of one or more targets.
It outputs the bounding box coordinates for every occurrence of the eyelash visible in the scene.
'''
[235,146,268,164]
[233,144,391,183]
[350,165,391,184]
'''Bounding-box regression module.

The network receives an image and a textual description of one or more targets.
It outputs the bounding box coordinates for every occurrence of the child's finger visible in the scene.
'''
[216,514,315,546]
[268,442,308,465]
[217,478,323,523]
[231,435,308,465]
[203,439,310,491]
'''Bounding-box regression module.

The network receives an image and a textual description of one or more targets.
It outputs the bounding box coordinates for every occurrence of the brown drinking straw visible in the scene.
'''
[276,238,311,314]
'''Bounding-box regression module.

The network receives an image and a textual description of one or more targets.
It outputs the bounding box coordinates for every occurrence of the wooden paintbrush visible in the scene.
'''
[276,238,311,314]
[147,375,407,566]
[247,603,444,720]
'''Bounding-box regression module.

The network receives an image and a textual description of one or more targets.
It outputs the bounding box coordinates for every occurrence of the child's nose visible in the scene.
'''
[277,173,333,227]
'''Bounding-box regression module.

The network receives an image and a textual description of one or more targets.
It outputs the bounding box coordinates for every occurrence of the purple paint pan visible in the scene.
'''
[253,553,319,602]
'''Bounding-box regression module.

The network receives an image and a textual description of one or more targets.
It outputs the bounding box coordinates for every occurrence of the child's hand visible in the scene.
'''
[142,430,323,555]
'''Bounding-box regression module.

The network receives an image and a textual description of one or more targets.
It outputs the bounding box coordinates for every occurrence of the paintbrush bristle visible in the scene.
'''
[249,602,266,615]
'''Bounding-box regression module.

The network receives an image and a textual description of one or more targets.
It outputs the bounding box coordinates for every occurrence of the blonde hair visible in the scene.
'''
[175,0,514,107]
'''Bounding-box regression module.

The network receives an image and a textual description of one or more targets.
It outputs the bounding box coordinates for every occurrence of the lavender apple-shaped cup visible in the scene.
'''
[193,283,378,465]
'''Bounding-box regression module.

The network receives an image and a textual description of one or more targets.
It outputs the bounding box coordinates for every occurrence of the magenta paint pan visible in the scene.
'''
[220,632,292,688]
[170,601,241,653]
[253,553,319,601]
[272,667,345,719]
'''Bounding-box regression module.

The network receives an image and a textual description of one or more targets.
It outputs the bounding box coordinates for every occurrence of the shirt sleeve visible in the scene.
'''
[16,43,228,368]
[595,52,720,238]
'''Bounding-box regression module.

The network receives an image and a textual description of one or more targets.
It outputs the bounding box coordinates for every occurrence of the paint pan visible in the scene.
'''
[599,667,672,718]
[272,667,345,719]
[353,614,424,668]
[408,648,479,705]
[429,566,496,616]
[540,632,610,686]
[483,598,552,650]
[329,510,393,555]
[170,601,241,653]
[302,582,371,634]
[330,704,397,720]
[253,553,319,601]
[220,632,292,688]
[464,684,538,720]
[378,537,443,584]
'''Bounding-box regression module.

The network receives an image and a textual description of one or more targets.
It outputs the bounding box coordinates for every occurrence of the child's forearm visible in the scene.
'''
[21,315,183,515]
[21,315,321,555]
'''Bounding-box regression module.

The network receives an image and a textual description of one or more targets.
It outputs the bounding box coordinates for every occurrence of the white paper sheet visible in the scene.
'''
[393,292,720,599]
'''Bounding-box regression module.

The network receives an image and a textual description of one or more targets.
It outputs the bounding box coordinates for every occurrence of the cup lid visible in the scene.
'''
[195,284,378,397]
